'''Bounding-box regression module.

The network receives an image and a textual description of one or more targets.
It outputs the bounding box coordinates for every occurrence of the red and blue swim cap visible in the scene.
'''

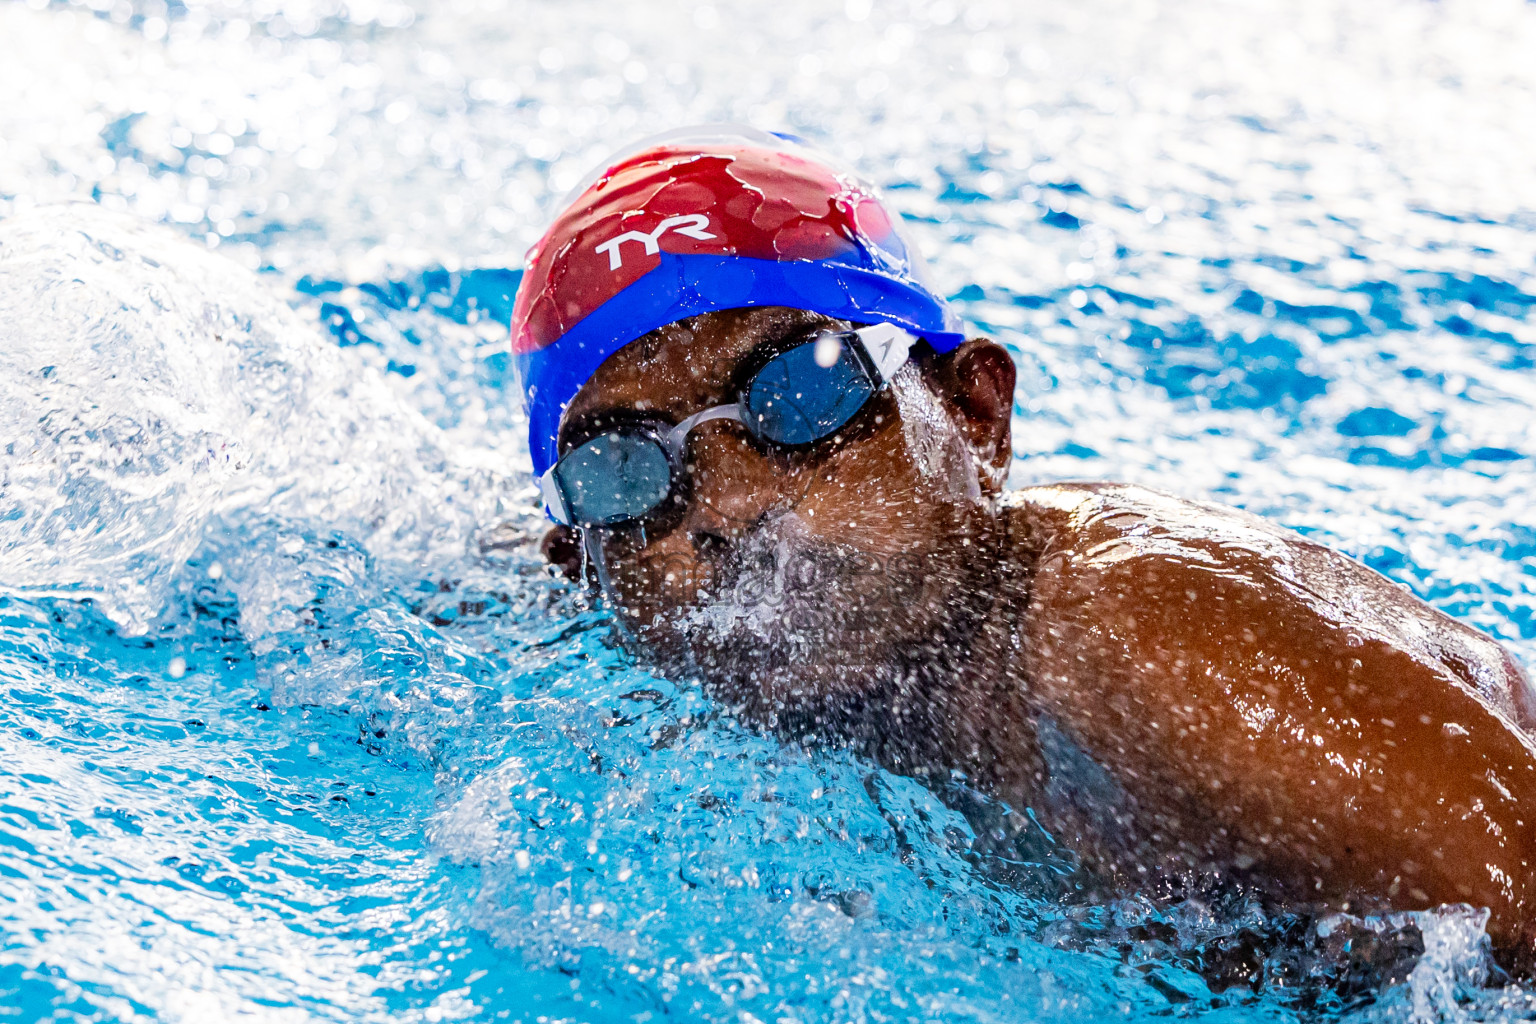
[511,125,967,477]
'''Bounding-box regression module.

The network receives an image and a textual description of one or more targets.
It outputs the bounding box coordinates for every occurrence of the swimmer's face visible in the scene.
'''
[547,307,1016,733]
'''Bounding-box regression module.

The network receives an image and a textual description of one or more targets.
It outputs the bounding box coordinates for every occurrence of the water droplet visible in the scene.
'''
[814,332,842,368]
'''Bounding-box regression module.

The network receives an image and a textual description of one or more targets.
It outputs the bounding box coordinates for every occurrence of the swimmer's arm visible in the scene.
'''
[1008,481,1536,950]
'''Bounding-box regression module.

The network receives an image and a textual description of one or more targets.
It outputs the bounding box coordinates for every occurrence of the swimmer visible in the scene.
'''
[511,128,1536,962]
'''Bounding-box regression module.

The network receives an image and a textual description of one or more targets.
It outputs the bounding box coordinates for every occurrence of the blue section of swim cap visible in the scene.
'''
[518,251,966,479]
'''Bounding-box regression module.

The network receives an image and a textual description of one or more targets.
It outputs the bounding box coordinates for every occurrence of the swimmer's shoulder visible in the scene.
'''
[1000,480,1291,560]
[1000,480,1535,729]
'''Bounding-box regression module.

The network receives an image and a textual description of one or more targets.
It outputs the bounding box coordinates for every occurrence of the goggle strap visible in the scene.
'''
[856,322,919,384]
[540,466,571,525]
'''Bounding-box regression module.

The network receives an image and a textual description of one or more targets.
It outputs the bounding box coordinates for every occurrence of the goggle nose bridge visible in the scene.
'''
[661,403,747,458]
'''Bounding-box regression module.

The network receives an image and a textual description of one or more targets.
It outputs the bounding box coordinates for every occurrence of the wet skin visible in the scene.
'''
[544,306,1536,959]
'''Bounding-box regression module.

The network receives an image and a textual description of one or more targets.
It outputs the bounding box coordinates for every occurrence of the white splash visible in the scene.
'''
[681,511,813,645]
[0,204,514,634]
[889,363,982,502]
[1407,905,1491,1023]
[1316,904,1493,1023]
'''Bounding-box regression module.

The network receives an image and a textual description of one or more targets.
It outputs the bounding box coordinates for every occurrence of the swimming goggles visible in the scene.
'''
[540,322,919,527]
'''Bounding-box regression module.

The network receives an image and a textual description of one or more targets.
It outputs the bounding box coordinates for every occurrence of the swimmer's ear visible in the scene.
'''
[541,525,587,583]
[925,337,1015,496]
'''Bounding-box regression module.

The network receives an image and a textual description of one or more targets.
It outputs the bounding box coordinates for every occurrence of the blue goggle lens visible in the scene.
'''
[744,338,875,446]
[552,432,672,526]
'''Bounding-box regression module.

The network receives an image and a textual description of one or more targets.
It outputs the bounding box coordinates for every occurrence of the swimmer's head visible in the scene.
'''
[512,129,1016,738]
[511,125,967,480]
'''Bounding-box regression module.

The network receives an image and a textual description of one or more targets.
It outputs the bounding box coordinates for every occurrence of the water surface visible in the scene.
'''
[1,0,1535,1020]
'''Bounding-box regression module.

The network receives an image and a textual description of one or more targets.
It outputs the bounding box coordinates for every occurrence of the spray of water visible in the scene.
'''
[890,362,984,503]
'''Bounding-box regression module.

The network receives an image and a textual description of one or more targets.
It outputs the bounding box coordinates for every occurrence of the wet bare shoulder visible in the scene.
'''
[996,482,1536,947]
[1003,481,1533,729]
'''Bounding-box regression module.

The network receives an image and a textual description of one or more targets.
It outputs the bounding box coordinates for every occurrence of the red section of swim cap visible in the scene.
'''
[512,144,892,355]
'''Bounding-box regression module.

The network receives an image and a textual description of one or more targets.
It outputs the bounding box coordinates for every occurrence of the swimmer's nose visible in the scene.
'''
[680,421,800,548]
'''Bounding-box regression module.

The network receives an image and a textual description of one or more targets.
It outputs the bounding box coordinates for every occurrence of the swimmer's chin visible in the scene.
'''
[641,617,901,730]
[618,517,1002,736]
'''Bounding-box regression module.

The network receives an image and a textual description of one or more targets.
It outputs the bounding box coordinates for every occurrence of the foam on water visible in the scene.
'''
[0,206,514,635]
[1,0,1535,1020]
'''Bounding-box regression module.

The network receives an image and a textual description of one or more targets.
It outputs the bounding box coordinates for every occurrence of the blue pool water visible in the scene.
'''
[2,0,1536,1020]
